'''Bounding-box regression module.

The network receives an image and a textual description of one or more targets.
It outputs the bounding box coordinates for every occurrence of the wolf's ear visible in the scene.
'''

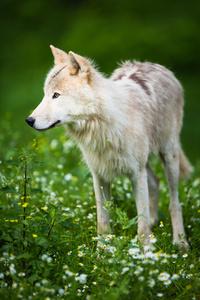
[50,45,68,65]
[68,51,92,82]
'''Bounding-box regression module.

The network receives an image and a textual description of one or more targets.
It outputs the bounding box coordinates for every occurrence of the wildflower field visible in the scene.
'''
[0,117,200,300]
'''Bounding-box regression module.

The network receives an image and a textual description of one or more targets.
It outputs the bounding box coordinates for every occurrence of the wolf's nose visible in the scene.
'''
[26,116,35,127]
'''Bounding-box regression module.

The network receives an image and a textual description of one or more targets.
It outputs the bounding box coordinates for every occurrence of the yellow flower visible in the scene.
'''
[159,221,164,227]
[186,285,192,290]
[110,280,115,286]
[22,203,29,208]
[41,206,48,211]
[32,234,38,238]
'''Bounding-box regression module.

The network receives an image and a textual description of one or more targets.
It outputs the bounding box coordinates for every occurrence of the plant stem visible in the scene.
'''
[22,156,27,270]
[37,217,57,259]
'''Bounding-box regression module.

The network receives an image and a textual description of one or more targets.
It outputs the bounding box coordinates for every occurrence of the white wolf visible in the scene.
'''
[26,45,191,249]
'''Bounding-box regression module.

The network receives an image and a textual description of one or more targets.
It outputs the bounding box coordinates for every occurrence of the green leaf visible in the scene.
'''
[1,233,13,242]
[60,234,69,238]
[60,221,78,228]
[23,220,29,226]
[18,253,33,259]
[122,214,144,230]
[27,178,32,184]
[5,160,19,166]
[28,274,39,284]
[31,189,42,194]
[49,208,56,217]
[0,186,16,193]
[36,238,49,246]
[33,161,45,166]
[92,238,109,245]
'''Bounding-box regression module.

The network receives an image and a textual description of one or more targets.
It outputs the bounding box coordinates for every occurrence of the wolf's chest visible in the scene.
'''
[81,144,137,181]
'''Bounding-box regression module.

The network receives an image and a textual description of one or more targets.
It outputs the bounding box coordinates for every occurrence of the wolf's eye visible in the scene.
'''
[52,92,60,99]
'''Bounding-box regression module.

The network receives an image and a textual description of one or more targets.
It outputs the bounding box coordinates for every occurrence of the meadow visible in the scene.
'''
[0,115,200,300]
[0,2,200,298]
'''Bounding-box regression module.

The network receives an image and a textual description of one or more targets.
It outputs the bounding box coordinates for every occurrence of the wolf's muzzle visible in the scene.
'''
[26,116,35,127]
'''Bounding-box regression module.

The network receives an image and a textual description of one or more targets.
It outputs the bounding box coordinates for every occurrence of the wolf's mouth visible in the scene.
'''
[37,120,61,131]
[48,120,61,129]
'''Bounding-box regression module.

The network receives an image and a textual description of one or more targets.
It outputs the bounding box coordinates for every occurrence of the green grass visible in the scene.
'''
[0,118,200,300]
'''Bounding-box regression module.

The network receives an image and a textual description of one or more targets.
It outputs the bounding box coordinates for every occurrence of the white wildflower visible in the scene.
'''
[190,264,194,269]
[126,193,132,199]
[158,272,170,281]
[87,214,93,219]
[65,270,74,277]
[163,279,172,285]
[64,173,73,181]
[149,234,157,243]
[50,139,58,149]
[42,279,48,284]
[9,264,16,275]
[58,288,65,295]
[41,254,48,261]
[128,248,140,256]
[157,293,164,297]
[138,276,144,281]
[108,246,116,253]
[78,274,87,284]
[148,278,155,287]
[121,267,129,274]
[47,257,53,263]
[171,274,179,280]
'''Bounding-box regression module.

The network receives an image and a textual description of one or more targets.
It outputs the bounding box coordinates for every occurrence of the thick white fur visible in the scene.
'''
[27,46,192,250]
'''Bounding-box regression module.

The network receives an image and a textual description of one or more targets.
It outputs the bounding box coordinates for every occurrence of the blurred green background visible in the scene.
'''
[0,0,200,163]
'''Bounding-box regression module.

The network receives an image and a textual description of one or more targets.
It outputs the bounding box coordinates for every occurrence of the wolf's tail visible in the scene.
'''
[179,148,193,179]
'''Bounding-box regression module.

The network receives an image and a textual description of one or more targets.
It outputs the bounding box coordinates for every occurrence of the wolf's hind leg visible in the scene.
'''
[160,148,189,250]
[147,163,159,227]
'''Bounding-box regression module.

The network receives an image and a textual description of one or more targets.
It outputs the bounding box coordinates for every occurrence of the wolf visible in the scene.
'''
[26,45,192,250]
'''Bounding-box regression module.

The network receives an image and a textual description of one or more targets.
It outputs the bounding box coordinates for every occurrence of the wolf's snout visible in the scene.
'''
[26,116,35,127]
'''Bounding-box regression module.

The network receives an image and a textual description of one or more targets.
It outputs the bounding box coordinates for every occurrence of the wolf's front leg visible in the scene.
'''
[131,168,151,248]
[93,174,111,236]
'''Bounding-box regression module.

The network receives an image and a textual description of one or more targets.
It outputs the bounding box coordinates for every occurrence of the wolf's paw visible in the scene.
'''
[173,236,189,252]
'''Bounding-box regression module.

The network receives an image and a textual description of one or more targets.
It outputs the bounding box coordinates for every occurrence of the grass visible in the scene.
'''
[0,117,200,300]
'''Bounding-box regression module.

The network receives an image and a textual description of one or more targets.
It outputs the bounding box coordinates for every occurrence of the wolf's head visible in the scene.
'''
[26,46,98,131]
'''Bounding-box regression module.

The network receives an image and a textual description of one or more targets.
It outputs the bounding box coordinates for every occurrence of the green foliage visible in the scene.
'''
[0,124,200,299]
[0,0,200,162]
